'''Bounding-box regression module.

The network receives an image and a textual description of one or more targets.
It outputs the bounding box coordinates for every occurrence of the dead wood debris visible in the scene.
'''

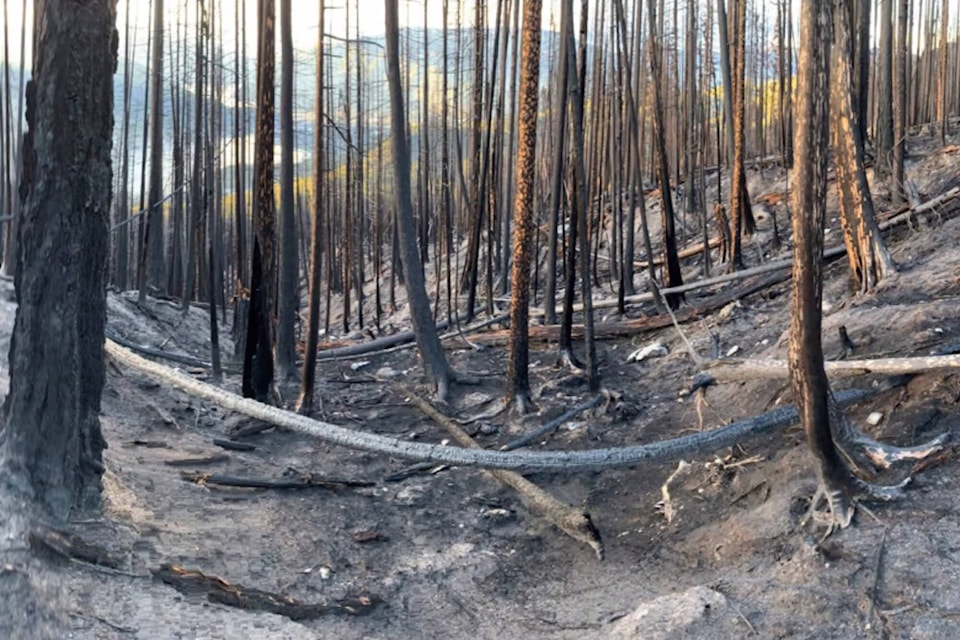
[181,472,375,491]
[212,437,257,452]
[151,563,379,620]
[408,394,605,560]
[474,270,792,346]
[163,453,230,467]
[29,526,124,570]
[701,353,960,383]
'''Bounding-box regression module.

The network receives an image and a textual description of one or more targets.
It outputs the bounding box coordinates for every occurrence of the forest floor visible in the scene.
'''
[5,131,960,639]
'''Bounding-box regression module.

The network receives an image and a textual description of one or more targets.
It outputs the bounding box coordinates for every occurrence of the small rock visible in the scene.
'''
[628,341,669,363]
[725,345,740,357]
[608,586,733,640]
[394,484,428,507]
[866,411,884,426]
[350,361,371,371]
[376,366,398,378]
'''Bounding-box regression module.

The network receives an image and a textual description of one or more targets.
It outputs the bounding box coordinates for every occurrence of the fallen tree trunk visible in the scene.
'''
[701,353,960,383]
[105,338,883,472]
[477,269,794,346]
[408,394,604,560]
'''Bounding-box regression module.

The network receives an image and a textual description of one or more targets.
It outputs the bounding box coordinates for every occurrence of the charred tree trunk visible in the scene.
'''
[242,0,277,402]
[831,0,897,293]
[647,0,684,309]
[385,0,459,400]
[139,0,165,301]
[875,0,894,179]
[0,0,116,517]
[296,0,325,413]
[276,0,299,379]
[505,0,542,414]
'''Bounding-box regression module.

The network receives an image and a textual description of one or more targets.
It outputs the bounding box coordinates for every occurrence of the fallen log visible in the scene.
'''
[151,564,378,619]
[106,332,239,373]
[408,394,604,560]
[105,339,885,472]
[701,353,960,383]
[181,471,375,491]
[313,306,493,361]
[477,269,793,346]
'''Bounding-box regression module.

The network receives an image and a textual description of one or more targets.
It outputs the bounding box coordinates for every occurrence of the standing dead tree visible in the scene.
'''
[385,0,475,401]
[789,0,942,534]
[242,0,277,402]
[505,0,543,415]
[830,0,897,293]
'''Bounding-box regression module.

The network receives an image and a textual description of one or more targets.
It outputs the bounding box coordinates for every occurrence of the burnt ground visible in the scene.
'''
[4,136,960,639]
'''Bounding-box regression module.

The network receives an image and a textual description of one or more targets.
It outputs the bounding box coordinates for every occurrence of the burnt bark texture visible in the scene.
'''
[385,0,456,400]
[139,0,165,301]
[875,0,894,179]
[0,0,117,518]
[646,0,684,309]
[830,0,897,293]
[243,0,277,401]
[505,0,542,413]
[788,0,854,525]
[296,0,325,413]
[276,0,299,380]
[729,0,755,271]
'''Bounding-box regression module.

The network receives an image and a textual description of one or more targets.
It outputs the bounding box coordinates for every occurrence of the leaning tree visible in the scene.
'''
[0,0,117,518]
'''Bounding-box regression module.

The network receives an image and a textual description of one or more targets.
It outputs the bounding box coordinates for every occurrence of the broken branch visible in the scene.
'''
[408,394,604,560]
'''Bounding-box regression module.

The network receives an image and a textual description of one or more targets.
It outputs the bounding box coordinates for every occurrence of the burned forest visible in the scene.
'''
[2,0,960,638]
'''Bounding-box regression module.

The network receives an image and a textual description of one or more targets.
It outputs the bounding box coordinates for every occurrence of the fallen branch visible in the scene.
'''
[312,307,498,362]
[29,526,123,570]
[501,394,606,451]
[181,472,375,491]
[212,438,256,451]
[701,353,960,383]
[106,332,237,373]
[151,564,378,620]
[105,339,883,472]
[477,270,793,346]
[163,454,230,467]
[408,394,604,560]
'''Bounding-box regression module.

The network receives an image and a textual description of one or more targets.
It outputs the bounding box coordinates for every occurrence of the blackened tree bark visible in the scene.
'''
[139,0,165,302]
[831,0,897,293]
[242,0,277,401]
[0,0,117,517]
[647,0,684,308]
[892,0,908,204]
[789,0,908,533]
[790,0,852,530]
[505,0,542,415]
[875,0,894,179]
[296,0,325,413]
[728,0,755,271]
[385,0,467,401]
[276,0,299,380]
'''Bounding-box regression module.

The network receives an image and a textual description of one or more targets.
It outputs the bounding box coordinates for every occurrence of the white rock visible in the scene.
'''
[608,586,733,640]
[866,411,884,426]
[375,366,398,378]
[350,360,371,371]
[725,345,740,357]
[628,341,669,363]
